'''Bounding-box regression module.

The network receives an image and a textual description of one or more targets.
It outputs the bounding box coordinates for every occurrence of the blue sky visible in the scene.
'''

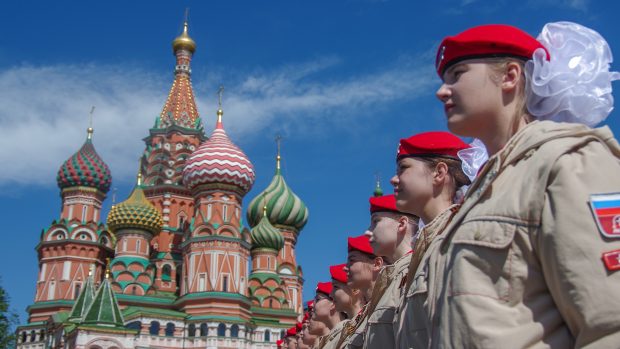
[1,0,620,322]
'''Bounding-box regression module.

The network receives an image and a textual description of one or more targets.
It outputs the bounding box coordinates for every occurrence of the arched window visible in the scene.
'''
[21,331,27,343]
[264,329,271,342]
[217,323,226,337]
[30,330,36,342]
[230,324,239,338]
[162,265,172,282]
[200,323,208,337]
[149,321,160,335]
[280,330,286,339]
[39,329,45,341]
[165,322,175,337]
[188,324,196,337]
[126,321,141,331]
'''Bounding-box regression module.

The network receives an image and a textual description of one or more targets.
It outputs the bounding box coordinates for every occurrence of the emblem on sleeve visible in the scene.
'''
[589,193,620,239]
[602,249,620,271]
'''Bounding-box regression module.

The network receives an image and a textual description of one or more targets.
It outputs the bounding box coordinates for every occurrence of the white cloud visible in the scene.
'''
[0,56,435,189]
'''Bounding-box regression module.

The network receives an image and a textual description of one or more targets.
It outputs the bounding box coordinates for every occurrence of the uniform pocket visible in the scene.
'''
[406,271,429,331]
[448,219,518,301]
[345,330,364,349]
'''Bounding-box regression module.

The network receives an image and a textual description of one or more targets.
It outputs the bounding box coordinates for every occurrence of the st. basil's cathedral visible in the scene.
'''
[16,20,309,349]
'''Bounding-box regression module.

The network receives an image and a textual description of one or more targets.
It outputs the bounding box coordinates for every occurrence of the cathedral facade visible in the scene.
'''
[16,20,308,349]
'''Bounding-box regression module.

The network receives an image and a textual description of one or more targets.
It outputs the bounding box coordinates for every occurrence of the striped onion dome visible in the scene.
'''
[182,109,255,195]
[251,209,284,251]
[57,128,112,193]
[107,175,163,235]
[247,158,308,232]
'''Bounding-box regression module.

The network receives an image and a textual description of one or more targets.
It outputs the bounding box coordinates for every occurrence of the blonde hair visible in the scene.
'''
[487,58,535,130]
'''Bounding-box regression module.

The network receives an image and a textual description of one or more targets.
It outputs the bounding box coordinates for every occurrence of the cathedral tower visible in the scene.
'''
[140,21,205,294]
[29,127,114,322]
[247,141,308,314]
[180,97,255,324]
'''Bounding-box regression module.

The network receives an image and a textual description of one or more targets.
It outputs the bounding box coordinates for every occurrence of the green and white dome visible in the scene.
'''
[247,156,308,232]
[251,209,284,251]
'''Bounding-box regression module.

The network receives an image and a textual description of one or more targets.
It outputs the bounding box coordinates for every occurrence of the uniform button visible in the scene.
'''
[474,232,482,240]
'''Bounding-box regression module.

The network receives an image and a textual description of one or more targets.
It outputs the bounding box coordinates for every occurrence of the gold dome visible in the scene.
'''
[172,21,196,54]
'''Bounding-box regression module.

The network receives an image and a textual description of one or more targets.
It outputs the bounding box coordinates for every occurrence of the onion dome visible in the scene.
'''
[172,21,196,54]
[247,151,308,231]
[107,173,163,235]
[57,128,112,193]
[251,206,284,251]
[183,106,256,195]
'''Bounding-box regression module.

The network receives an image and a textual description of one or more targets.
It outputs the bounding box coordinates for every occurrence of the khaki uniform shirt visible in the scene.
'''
[363,253,412,349]
[428,121,620,348]
[394,205,460,349]
[320,320,348,349]
[339,304,369,349]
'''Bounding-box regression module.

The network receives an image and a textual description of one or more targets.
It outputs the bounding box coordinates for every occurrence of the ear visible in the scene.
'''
[433,161,449,185]
[372,256,384,271]
[397,215,408,236]
[502,61,522,92]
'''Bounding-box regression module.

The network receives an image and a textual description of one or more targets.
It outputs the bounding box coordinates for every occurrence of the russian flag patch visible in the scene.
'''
[590,193,620,239]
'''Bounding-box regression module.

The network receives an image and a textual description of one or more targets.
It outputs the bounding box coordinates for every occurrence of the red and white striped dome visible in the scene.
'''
[183,113,255,195]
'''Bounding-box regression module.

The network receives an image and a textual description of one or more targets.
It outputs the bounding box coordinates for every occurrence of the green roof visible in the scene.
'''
[249,272,282,284]
[82,278,124,328]
[68,275,95,322]
[122,306,187,321]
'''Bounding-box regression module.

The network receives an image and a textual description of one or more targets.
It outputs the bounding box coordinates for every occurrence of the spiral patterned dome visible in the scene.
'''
[183,110,255,195]
[57,129,112,193]
[107,179,163,235]
[247,163,308,232]
[251,210,284,251]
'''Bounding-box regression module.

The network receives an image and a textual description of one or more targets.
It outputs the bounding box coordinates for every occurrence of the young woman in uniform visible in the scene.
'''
[362,194,417,349]
[390,131,472,348]
[428,22,620,347]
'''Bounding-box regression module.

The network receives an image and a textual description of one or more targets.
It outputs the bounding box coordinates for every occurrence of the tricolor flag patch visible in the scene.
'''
[590,193,620,239]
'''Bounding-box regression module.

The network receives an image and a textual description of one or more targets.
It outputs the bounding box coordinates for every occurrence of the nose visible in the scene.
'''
[436,83,450,102]
[390,174,399,187]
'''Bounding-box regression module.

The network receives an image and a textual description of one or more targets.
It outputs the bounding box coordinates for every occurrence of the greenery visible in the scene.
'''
[0,280,19,349]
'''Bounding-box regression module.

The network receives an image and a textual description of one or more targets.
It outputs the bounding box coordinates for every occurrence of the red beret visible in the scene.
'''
[369,194,399,214]
[303,312,309,322]
[277,339,284,348]
[398,131,470,160]
[296,322,303,331]
[436,24,549,77]
[316,281,333,296]
[330,263,348,283]
[286,326,297,337]
[307,300,314,309]
[347,235,374,255]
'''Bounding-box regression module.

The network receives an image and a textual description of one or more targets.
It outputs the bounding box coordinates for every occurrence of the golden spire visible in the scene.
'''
[275,134,282,171]
[105,258,111,279]
[172,9,196,54]
[87,106,95,140]
[217,85,224,124]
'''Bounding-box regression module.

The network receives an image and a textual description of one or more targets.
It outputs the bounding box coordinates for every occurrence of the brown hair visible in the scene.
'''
[419,157,470,197]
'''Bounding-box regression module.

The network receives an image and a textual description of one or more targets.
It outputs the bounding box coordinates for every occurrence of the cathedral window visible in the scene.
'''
[21,331,26,343]
[81,205,88,221]
[187,324,196,337]
[165,323,175,337]
[230,324,239,338]
[62,261,71,280]
[74,283,81,299]
[217,323,226,337]
[198,274,206,292]
[207,204,212,220]
[199,323,208,337]
[264,329,271,342]
[136,240,141,254]
[29,330,35,342]
[162,265,172,282]
[222,275,229,292]
[39,264,46,282]
[222,205,228,222]
[126,321,141,331]
[149,321,160,336]
[39,330,45,342]
[122,239,127,252]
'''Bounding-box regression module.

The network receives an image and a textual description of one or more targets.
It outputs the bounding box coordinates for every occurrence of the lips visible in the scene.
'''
[444,103,455,113]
